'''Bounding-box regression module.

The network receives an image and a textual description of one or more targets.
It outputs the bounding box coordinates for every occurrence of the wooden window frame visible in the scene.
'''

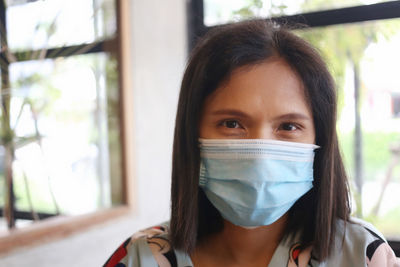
[0,0,135,253]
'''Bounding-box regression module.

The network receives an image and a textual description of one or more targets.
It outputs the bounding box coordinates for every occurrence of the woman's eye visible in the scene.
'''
[222,120,241,129]
[280,123,298,131]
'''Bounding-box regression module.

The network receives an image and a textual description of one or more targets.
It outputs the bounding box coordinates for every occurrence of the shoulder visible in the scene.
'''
[327,217,400,266]
[346,217,386,241]
[104,222,190,267]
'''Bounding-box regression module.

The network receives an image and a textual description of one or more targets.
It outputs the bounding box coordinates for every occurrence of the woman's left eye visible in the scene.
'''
[279,123,299,131]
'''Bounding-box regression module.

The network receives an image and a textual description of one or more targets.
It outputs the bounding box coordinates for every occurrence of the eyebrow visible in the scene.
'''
[273,113,311,121]
[211,109,251,118]
[211,109,310,121]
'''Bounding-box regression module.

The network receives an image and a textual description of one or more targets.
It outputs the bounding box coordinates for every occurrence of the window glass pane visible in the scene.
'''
[204,0,394,26]
[0,52,122,230]
[6,0,116,51]
[296,19,400,239]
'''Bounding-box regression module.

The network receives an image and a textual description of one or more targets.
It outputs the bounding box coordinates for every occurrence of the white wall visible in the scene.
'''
[130,0,187,225]
[0,0,187,266]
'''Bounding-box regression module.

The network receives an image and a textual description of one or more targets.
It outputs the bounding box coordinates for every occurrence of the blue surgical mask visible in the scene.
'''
[198,138,319,227]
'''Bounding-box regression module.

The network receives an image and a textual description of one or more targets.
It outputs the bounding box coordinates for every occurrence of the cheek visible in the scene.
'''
[308,122,316,144]
[198,116,213,138]
[199,123,218,139]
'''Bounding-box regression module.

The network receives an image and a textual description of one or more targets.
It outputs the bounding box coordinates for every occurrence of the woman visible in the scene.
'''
[105,20,400,267]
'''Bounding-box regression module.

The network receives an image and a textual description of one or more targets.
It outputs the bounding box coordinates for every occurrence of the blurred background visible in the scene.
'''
[0,0,399,266]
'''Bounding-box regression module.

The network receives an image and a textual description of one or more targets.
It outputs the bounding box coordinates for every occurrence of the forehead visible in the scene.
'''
[203,59,311,116]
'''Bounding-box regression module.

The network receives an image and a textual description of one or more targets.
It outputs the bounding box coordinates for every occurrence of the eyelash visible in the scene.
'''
[217,120,303,135]
[278,122,302,132]
[218,119,243,129]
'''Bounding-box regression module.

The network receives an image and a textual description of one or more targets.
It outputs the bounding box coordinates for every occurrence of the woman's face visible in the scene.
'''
[199,58,316,144]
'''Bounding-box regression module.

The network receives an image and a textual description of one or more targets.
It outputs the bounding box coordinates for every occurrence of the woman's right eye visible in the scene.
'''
[221,120,241,129]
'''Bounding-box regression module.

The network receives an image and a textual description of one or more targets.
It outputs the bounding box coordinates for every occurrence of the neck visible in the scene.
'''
[193,214,288,266]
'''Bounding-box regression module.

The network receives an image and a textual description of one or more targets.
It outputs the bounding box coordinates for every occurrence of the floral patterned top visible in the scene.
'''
[104,218,400,267]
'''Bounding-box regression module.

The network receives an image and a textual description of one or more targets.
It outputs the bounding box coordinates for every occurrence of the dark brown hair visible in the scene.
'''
[170,19,350,261]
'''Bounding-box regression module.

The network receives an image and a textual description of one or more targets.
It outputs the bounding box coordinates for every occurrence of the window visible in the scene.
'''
[188,0,400,254]
[393,93,400,118]
[0,0,129,236]
[202,0,397,26]
[297,19,400,240]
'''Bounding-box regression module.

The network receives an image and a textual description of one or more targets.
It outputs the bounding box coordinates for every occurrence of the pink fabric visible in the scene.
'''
[366,243,400,267]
